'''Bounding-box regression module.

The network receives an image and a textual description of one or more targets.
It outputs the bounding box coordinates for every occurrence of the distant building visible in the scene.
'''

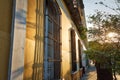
[0,0,87,80]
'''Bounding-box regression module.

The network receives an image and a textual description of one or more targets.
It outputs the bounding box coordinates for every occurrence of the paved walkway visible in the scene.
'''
[81,64,120,80]
[81,64,97,80]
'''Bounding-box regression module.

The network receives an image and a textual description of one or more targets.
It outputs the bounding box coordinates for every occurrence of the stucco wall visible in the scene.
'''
[57,0,83,80]
[59,3,72,80]
[10,0,27,80]
[0,0,13,79]
[24,0,36,79]
[24,0,44,80]
[8,0,86,79]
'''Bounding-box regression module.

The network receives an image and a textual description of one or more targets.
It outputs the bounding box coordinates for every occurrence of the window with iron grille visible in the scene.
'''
[71,29,77,72]
[44,0,61,79]
[78,40,82,68]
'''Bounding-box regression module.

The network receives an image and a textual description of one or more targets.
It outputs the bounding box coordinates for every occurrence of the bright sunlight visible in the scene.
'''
[107,32,118,38]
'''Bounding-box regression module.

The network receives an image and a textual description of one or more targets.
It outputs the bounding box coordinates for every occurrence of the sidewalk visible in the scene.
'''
[81,64,97,80]
[81,64,120,80]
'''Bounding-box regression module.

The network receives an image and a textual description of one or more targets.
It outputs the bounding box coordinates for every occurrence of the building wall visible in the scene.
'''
[57,0,84,80]
[0,0,87,80]
[24,0,44,80]
[24,0,36,79]
[10,0,27,80]
[0,0,13,79]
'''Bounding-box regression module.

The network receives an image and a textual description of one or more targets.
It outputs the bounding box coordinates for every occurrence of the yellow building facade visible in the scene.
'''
[0,0,87,80]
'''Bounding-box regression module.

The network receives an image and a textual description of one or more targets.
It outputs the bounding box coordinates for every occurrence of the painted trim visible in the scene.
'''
[44,9,49,79]
[8,0,16,80]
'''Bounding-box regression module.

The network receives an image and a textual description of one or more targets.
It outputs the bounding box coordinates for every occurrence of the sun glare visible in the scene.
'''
[107,32,118,38]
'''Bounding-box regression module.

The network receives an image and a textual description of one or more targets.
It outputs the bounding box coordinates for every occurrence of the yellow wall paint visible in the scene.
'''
[61,8,80,79]
[0,0,12,79]
[24,39,35,79]
[57,1,82,79]
[24,0,36,79]
[24,0,44,79]
[58,1,73,79]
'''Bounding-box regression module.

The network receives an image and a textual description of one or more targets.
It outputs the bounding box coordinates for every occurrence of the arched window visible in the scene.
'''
[70,29,77,72]
[44,0,61,79]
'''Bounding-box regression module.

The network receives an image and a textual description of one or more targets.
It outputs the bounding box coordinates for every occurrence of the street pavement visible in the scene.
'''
[81,64,120,80]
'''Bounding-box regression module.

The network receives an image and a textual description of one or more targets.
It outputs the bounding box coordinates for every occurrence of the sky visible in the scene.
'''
[83,0,119,27]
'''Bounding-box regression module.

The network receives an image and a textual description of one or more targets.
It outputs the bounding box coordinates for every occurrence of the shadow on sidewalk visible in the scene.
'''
[81,64,97,80]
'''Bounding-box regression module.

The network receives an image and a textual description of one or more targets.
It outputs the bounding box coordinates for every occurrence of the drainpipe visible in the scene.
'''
[8,0,16,80]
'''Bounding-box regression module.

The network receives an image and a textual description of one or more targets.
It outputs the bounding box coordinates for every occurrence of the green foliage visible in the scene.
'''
[85,42,114,64]
[86,1,120,74]
[88,10,120,42]
[77,26,87,39]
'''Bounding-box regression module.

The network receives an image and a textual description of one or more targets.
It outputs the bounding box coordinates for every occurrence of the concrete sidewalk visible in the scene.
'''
[81,64,97,80]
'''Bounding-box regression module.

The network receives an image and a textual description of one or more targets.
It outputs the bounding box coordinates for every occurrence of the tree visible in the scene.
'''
[95,0,120,15]
[86,6,120,80]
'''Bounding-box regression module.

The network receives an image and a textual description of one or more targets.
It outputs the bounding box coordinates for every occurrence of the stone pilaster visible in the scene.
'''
[10,0,27,80]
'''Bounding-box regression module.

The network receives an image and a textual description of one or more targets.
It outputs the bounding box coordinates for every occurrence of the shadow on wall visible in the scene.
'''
[11,8,31,80]
[16,9,26,24]
[12,61,33,80]
[12,66,24,79]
